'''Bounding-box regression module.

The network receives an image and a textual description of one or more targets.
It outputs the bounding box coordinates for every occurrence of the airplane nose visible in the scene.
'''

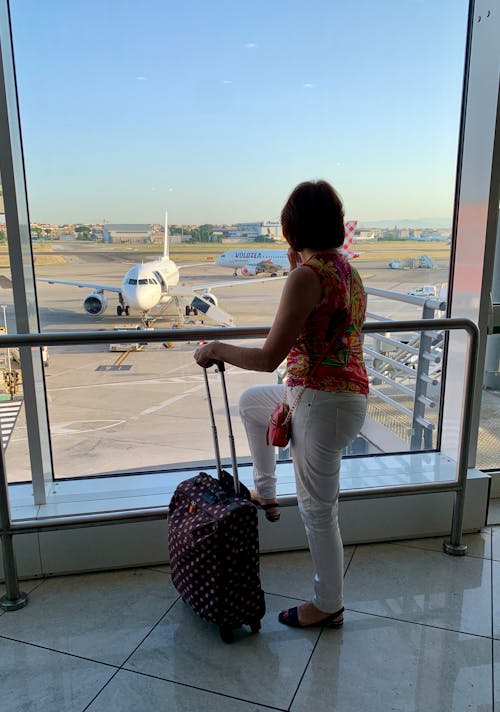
[122,285,155,311]
[135,291,157,311]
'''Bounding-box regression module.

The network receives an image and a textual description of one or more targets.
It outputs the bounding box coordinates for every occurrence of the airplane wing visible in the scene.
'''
[256,258,282,270]
[37,278,122,293]
[177,263,213,270]
[185,275,287,292]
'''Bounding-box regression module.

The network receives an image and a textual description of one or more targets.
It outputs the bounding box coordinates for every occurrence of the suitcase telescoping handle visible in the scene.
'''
[202,361,240,495]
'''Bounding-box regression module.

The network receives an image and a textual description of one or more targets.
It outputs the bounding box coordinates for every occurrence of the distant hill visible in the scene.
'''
[358,218,452,229]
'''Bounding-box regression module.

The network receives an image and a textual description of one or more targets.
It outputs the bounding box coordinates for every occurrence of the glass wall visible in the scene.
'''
[4,0,470,482]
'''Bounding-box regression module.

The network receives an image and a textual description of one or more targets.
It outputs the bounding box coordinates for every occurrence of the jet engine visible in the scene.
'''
[240,265,259,276]
[83,292,108,316]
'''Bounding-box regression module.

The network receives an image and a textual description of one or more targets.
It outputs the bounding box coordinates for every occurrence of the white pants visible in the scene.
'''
[239,384,367,614]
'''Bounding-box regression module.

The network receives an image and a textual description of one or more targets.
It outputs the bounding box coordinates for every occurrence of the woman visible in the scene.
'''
[194,180,368,629]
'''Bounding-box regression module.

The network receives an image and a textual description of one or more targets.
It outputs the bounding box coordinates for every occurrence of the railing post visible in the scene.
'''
[0,435,27,611]
[410,303,436,450]
[442,321,479,556]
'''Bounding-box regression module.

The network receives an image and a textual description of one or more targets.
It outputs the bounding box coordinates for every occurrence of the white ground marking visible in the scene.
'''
[50,419,126,435]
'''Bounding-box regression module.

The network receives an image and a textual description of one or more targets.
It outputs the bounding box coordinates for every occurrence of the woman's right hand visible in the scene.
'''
[287,249,303,271]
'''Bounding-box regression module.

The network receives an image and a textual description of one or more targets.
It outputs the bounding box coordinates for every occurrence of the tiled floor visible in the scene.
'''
[0,528,498,712]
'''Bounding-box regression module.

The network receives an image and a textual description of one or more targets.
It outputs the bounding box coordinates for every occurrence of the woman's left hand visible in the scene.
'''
[194,341,219,368]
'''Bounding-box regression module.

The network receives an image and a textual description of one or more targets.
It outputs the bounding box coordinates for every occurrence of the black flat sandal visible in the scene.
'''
[260,502,280,522]
[278,606,344,629]
[250,492,281,522]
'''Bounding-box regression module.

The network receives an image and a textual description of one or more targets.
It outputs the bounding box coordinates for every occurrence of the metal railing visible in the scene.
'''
[364,287,447,451]
[0,317,478,611]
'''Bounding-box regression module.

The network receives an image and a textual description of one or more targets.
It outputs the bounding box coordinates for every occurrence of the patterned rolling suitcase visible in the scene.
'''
[168,362,266,643]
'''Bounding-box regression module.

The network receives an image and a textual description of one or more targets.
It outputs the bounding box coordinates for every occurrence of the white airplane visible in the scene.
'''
[216,221,360,276]
[37,213,242,327]
[408,232,451,243]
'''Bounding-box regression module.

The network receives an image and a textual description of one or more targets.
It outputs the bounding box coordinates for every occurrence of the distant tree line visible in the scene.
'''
[184,224,221,242]
[253,235,276,243]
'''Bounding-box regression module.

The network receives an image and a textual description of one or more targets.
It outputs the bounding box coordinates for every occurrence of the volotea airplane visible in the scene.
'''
[216,221,360,276]
[37,213,263,327]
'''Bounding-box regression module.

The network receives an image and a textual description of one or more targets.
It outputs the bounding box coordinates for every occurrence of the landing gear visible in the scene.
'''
[124,306,130,316]
[185,306,199,317]
[117,305,123,316]
[233,270,238,277]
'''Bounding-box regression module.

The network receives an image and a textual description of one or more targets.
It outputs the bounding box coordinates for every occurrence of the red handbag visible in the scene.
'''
[266,402,291,447]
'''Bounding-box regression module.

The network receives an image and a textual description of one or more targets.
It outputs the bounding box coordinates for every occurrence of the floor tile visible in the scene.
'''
[0,568,179,666]
[396,530,492,559]
[0,577,46,616]
[147,564,171,574]
[494,639,500,712]
[488,499,500,526]
[0,637,115,712]
[260,547,354,601]
[492,561,500,639]
[491,526,500,561]
[87,669,273,711]
[125,593,320,709]
[343,542,491,637]
[291,611,492,712]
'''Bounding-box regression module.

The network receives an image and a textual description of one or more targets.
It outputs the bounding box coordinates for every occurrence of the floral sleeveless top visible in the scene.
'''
[286,252,369,394]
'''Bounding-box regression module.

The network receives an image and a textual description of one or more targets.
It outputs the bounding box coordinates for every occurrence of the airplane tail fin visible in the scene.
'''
[343,220,358,250]
[163,210,169,259]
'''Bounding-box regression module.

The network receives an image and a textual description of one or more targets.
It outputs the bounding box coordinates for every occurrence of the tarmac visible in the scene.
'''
[0,242,496,482]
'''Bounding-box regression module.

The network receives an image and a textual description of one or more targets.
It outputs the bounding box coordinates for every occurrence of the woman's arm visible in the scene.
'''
[194,264,321,371]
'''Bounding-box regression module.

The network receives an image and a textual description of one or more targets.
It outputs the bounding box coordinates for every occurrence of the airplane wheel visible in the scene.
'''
[283,271,288,276]
[117,306,123,316]
[124,306,130,316]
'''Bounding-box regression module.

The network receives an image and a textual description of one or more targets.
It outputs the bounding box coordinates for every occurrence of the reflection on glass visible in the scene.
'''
[6,1,469,479]
[0,179,32,483]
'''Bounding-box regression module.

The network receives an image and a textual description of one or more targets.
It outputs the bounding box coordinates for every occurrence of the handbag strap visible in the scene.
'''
[284,267,354,421]
[283,320,347,422]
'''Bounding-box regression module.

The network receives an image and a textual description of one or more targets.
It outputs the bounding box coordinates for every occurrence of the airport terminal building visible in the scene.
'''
[103,224,153,244]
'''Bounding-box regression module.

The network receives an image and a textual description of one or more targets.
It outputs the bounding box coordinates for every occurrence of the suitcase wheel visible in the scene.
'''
[220,625,234,644]
[250,620,261,634]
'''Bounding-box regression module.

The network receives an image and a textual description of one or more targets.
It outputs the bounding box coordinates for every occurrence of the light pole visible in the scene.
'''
[1,304,10,371]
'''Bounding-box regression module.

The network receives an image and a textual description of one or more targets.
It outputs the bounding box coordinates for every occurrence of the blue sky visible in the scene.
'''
[9,0,469,225]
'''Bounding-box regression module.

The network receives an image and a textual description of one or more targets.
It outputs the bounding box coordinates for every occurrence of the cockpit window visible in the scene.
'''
[139,279,148,285]
[148,278,157,285]
[153,270,166,287]
[128,278,137,285]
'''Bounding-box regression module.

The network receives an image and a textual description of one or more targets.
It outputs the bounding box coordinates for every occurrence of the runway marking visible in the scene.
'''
[48,368,237,393]
[47,356,205,389]
[0,400,23,450]
[51,419,126,435]
[131,382,207,419]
